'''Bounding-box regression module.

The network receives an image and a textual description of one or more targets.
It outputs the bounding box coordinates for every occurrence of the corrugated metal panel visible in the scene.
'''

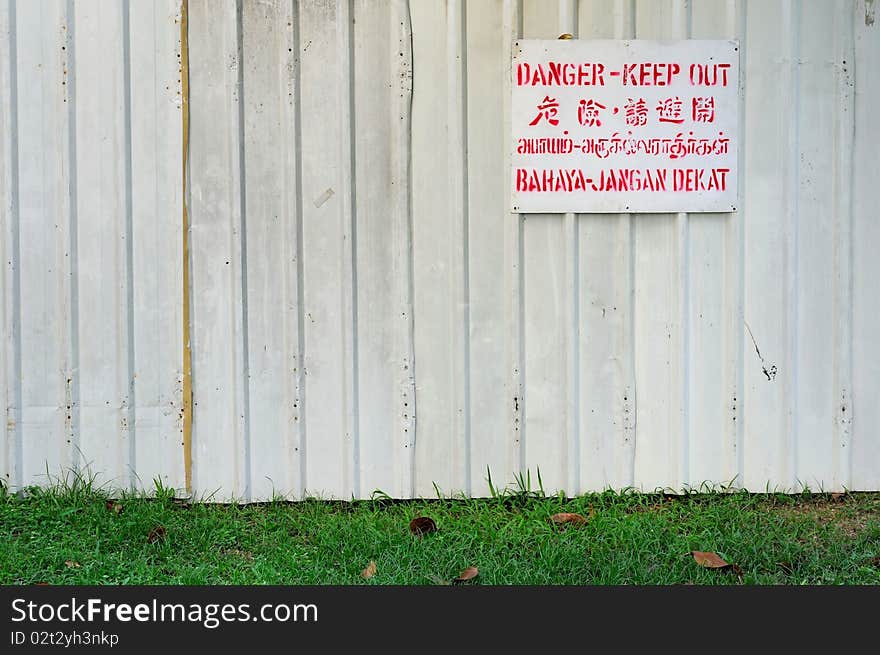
[0,0,185,492]
[2,0,878,500]
[852,0,879,488]
[186,0,416,500]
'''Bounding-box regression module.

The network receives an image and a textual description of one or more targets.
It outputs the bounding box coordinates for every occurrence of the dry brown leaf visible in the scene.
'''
[869,556,880,569]
[778,561,794,574]
[34,582,50,586]
[453,566,479,584]
[147,525,167,544]
[409,516,437,536]
[691,551,730,569]
[831,492,845,502]
[64,560,81,569]
[361,560,377,579]
[558,33,574,40]
[692,551,743,577]
[550,511,591,526]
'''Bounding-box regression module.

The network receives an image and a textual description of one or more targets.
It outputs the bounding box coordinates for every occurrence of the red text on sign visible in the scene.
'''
[517,62,606,86]
[514,167,731,193]
[622,62,681,86]
[689,63,731,86]
[673,167,729,191]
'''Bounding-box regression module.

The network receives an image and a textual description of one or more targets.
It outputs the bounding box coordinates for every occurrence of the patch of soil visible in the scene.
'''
[780,501,878,539]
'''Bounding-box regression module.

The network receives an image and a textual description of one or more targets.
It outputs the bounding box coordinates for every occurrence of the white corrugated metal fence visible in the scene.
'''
[1,0,878,500]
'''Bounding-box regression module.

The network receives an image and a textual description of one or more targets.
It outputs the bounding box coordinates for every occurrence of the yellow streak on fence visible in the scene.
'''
[180,0,193,494]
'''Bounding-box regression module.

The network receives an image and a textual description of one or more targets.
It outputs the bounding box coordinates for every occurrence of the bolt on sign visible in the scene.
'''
[511,40,739,213]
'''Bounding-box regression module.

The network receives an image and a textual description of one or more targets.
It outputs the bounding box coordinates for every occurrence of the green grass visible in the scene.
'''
[1,477,878,585]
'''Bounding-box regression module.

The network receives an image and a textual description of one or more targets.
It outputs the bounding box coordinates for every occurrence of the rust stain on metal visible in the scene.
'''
[181,0,193,494]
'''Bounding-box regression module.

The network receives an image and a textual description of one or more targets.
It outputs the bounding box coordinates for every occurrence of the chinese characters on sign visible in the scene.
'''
[511,40,739,213]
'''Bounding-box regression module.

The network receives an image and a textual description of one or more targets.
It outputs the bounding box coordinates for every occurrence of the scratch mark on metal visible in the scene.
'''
[744,320,777,381]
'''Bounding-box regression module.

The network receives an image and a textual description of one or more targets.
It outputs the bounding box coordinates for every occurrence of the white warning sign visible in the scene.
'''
[511,40,739,213]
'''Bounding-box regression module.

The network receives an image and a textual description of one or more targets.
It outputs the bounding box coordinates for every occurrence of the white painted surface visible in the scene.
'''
[1,0,878,499]
[1,0,185,492]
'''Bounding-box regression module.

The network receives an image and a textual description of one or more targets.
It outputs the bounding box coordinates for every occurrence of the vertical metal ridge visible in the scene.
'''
[850,0,879,490]
[570,215,580,493]
[291,0,307,497]
[278,0,301,498]
[558,0,576,34]
[516,189,526,478]
[615,0,637,488]
[786,0,801,488]
[232,0,252,501]
[459,0,472,494]
[502,0,524,482]
[446,0,469,494]
[628,0,640,489]
[65,0,81,474]
[334,0,358,498]
[685,0,693,36]
[570,217,580,493]
[680,208,691,487]
[180,0,193,495]
[733,0,747,486]
[625,212,637,487]
[345,0,360,498]
[832,2,855,489]
[392,0,415,496]
[558,0,579,494]
[680,0,693,487]
[629,0,637,40]
[121,0,137,489]
[4,0,23,489]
